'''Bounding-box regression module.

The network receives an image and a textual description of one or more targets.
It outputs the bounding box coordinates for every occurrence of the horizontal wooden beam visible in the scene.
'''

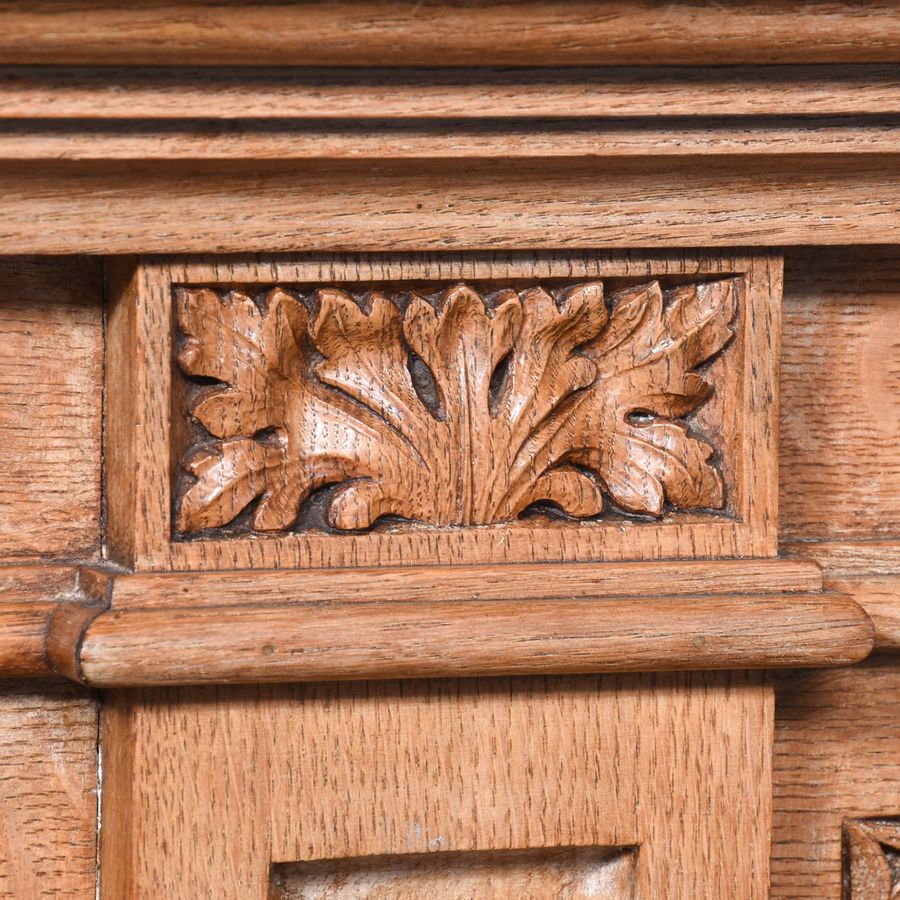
[89,559,825,610]
[0,3,897,67]
[2,120,897,162]
[48,591,874,686]
[3,66,899,119]
[2,156,899,253]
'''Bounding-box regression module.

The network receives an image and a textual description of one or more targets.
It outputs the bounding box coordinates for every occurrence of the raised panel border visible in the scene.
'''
[105,250,781,572]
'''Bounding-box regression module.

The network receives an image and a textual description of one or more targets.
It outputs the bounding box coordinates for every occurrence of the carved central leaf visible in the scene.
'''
[174,278,737,534]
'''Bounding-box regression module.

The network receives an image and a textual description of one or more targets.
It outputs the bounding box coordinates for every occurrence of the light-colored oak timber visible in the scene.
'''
[4,120,900,162]
[55,591,873,687]
[771,659,900,899]
[3,66,900,120]
[0,257,103,559]
[832,576,900,652]
[85,559,825,610]
[780,247,900,541]
[100,672,772,898]
[783,539,900,578]
[107,252,780,571]
[0,565,79,676]
[0,679,98,899]
[1,2,898,66]
[2,159,899,255]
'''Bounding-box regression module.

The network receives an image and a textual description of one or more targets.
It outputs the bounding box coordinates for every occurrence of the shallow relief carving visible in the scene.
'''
[173,277,738,537]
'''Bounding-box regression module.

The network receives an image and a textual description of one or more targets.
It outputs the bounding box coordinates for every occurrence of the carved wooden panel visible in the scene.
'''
[844,818,900,900]
[270,846,636,899]
[106,252,781,571]
[175,278,733,533]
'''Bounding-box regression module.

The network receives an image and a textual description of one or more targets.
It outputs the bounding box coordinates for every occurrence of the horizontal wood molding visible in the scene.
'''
[3,65,900,120]
[0,3,898,67]
[47,580,873,686]
[2,158,899,254]
[4,120,898,163]
[90,559,826,610]
[7,559,895,682]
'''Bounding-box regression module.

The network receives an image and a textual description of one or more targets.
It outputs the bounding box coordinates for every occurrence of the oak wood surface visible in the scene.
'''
[1,159,899,255]
[0,258,102,560]
[783,539,900,578]
[4,120,900,162]
[1,2,898,67]
[780,247,900,541]
[100,672,772,898]
[771,659,900,899]
[0,679,97,899]
[0,565,78,676]
[831,576,900,652]
[56,591,873,687]
[4,65,900,120]
[93,558,825,610]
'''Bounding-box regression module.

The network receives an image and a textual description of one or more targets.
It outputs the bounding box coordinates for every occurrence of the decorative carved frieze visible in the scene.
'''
[104,252,781,571]
[174,278,735,535]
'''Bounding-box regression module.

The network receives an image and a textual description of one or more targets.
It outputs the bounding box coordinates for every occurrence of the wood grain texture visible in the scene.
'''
[90,558,826,610]
[1,2,898,66]
[100,672,772,898]
[270,846,637,899]
[57,591,872,687]
[0,565,79,676]
[1,159,899,255]
[784,540,900,578]
[0,258,102,559]
[771,659,900,899]
[108,252,779,571]
[4,65,900,119]
[174,278,735,533]
[780,247,900,541]
[832,576,900,652]
[0,679,97,898]
[5,120,900,162]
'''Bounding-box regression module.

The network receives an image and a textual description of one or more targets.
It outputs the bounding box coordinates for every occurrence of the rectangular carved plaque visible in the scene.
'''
[106,251,781,571]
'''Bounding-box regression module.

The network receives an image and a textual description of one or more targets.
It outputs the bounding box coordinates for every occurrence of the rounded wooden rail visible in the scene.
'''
[47,587,873,687]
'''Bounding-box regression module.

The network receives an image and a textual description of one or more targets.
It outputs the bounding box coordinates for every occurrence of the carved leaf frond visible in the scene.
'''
[584,278,737,418]
[176,287,308,438]
[177,288,395,533]
[311,288,422,436]
[565,278,736,516]
[404,284,522,417]
[176,438,286,532]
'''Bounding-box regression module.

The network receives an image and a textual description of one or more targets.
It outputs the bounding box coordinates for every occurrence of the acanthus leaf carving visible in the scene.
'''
[174,277,737,535]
